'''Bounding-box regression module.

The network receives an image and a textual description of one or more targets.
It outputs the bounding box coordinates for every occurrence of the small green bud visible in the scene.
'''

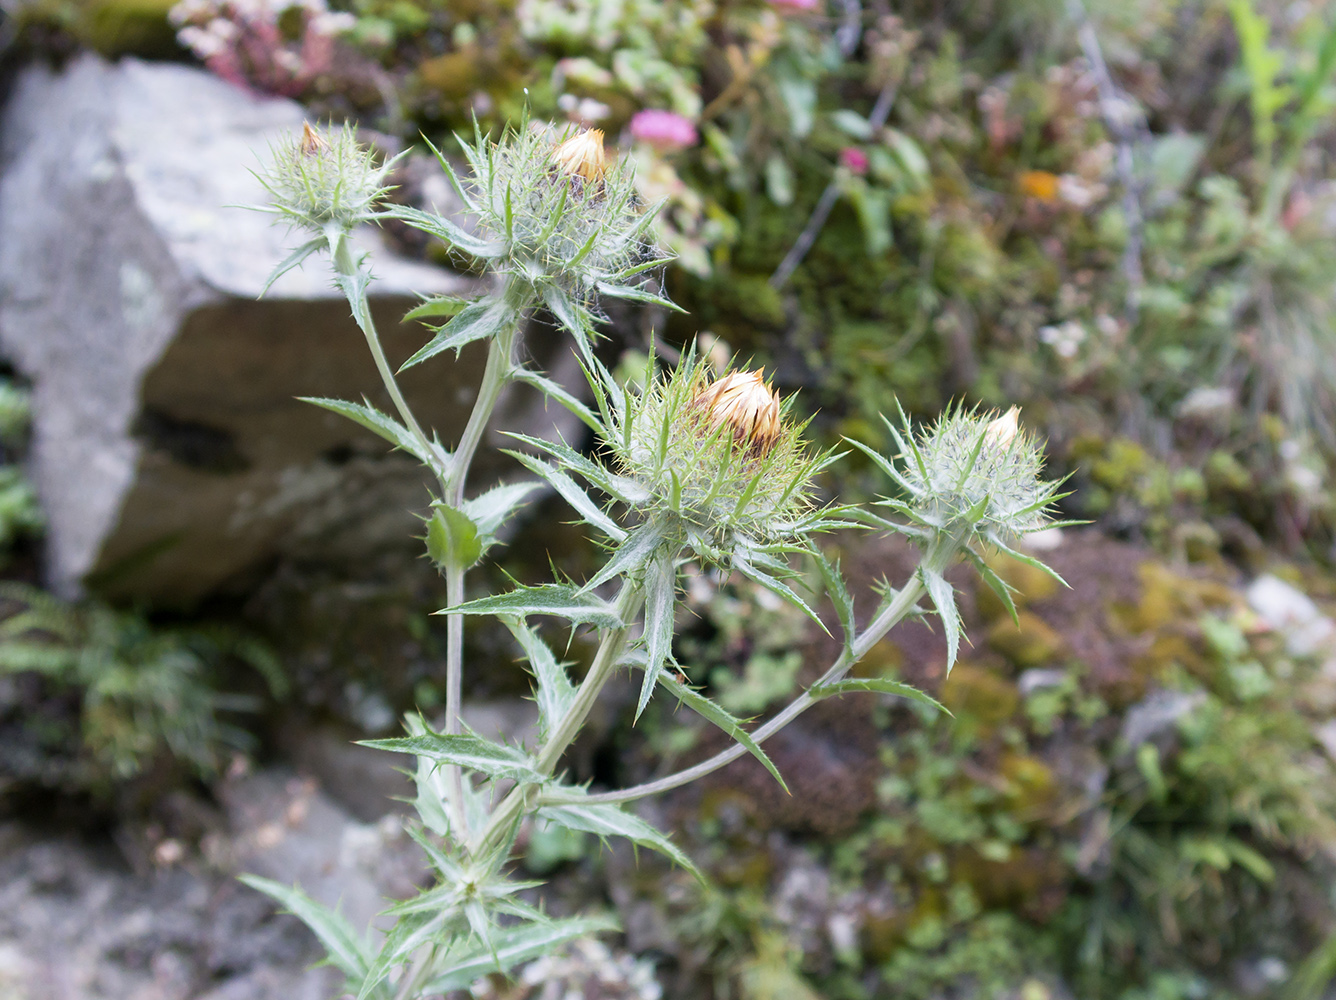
[256,122,397,233]
[898,404,1056,543]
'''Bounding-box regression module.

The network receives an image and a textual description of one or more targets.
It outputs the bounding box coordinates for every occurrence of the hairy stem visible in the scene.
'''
[440,317,520,831]
[542,572,929,807]
[331,238,446,485]
[473,583,645,856]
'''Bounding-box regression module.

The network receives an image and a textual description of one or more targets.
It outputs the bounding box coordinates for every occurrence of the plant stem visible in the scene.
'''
[543,573,928,807]
[473,583,645,856]
[331,239,447,486]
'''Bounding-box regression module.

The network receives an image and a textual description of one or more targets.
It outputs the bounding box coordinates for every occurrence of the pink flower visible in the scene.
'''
[629,109,699,153]
[839,147,870,175]
[769,0,821,10]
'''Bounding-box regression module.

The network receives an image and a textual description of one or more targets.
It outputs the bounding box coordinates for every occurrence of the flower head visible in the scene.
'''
[551,128,608,182]
[839,147,870,175]
[692,371,782,455]
[607,361,834,558]
[859,403,1064,548]
[629,110,698,153]
[256,122,397,233]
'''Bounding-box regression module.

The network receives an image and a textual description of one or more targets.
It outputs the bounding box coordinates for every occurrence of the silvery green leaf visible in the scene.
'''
[380,204,504,257]
[578,521,665,595]
[461,481,543,540]
[593,281,687,313]
[637,547,676,720]
[422,917,618,992]
[967,549,1020,626]
[260,236,325,296]
[512,368,602,433]
[404,713,489,840]
[510,453,626,541]
[921,568,961,673]
[843,436,915,496]
[504,619,575,742]
[400,299,514,371]
[982,533,1070,588]
[360,911,460,1000]
[298,397,441,469]
[506,434,646,505]
[733,554,826,632]
[359,733,545,785]
[541,284,599,359]
[427,503,482,569]
[537,799,702,881]
[808,677,950,715]
[238,876,379,994]
[441,584,623,628]
[658,673,788,793]
[404,294,472,323]
[816,553,855,651]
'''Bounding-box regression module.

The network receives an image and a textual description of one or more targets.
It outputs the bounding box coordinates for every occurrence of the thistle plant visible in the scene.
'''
[240,120,1073,998]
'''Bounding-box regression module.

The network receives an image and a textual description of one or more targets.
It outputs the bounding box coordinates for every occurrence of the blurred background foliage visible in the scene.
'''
[9,0,1336,997]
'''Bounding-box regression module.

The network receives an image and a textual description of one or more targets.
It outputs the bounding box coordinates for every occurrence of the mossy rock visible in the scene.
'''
[940,664,1019,724]
[986,612,1065,667]
[79,0,180,57]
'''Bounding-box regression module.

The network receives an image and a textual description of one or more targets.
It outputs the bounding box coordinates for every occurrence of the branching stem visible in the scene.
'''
[541,566,933,807]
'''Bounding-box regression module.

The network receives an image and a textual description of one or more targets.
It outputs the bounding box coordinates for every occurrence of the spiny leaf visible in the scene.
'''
[578,521,665,595]
[238,876,376,991]
[440,584,623,628]
[359,733,545,784]
[658,672,788,793]
[380,204,504,258]
[808,677,950,715]
[594,281,688,312]
[921,568,961,673]
[637,547,676,721]
[404,293,472,323]
[461,481,544,540]
[511,453,626,541]
[537,800,703,881]
[298,397,442,469]
[260,236,325,296]
[504,619,576,742]
[511,368,602,433]
[422,916,618,992]
[400,299,514,371]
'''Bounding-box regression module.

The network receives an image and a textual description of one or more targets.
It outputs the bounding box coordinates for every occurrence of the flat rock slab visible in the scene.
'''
[0,54,567,605]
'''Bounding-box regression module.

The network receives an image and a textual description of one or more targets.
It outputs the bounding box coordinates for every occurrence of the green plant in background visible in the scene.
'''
[238,120,1068,997]
[0,583,285,785]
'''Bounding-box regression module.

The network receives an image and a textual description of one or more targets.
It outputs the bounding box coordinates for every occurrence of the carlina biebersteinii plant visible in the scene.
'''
[238,121,1074,998]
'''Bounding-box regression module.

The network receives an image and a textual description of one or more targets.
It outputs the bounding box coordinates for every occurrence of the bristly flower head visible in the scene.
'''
[389,119,674,359]
[612,360,836,558]
[255,121,398,235]
[854,403,1067,550]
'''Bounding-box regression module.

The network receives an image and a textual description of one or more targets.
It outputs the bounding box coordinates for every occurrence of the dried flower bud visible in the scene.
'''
[299,121,329,157]
[551,128,608,182]
[693,371,783,454]
[984,406,1020,449]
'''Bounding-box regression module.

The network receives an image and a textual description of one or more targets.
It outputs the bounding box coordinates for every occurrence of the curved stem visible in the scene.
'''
[331,240,447,486]
[542,574,927,807]
[473,583,644,856]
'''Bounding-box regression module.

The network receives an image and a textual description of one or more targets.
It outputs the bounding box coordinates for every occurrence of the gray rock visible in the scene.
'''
[0,54,575,605]
[1246,574,1336,657]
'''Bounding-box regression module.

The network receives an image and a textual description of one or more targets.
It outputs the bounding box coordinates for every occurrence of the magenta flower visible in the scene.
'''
[839,147,870,175]
[629,110,699,153]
